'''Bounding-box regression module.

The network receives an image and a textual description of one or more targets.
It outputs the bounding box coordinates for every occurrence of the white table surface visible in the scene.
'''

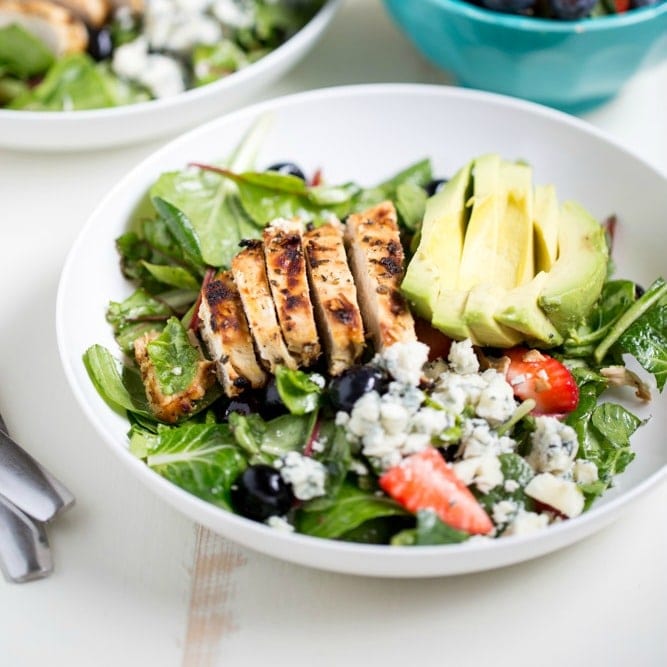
[1,2,666,665]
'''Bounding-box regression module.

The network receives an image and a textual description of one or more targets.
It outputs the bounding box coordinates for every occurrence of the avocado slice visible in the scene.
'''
[458,154,506,290]
[495,271,564,348]
[534,184,559,273]
[538,201,609,336]
[499,161,534,287]
[432,289,471,340]
[401,160,473,319]
[464,285,523,348]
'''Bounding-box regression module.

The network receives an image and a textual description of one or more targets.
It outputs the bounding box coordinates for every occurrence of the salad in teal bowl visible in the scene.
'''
[383,0,667,112]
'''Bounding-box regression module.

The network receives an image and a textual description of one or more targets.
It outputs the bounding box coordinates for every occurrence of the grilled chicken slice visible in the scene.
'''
[231,240,298,373]
[304,222,365,375]
[198,270,267,397]
[263,219,321,367]
[110,0,143,11]
[134,332,216,424]
[345,201,416,352]
[0,0,88,54]
[53,0,110,27]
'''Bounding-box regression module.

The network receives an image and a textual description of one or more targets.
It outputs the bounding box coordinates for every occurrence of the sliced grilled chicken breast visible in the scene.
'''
[134,331,216,424]
[345,201,416,352]
[231,240,298,373]
[304,221,365,375]
[198,270,267,397]
[263,219,321,367]
[110,0,143,11]
[53,0,109,27]
[0,0,88,54]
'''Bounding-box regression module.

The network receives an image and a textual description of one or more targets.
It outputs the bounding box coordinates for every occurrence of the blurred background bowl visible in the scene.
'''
[0,0,340,151]
[382,0,667,113]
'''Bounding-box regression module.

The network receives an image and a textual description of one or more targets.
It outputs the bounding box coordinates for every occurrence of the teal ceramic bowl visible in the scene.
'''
[383,0,667,112]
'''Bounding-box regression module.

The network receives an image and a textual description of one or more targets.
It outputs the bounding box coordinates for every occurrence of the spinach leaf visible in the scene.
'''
[150,118,270,267]
[295,481,408,539]
[395,182,428,231]
[414,510,470,545]
[140,262,201,291]
[152,198,205,274]
[144,423,246,511]
[341,516,414,545]
[229,412,316,460]
[0,24,54,78]
[275,366,322,415]
[192,40,249,86]
[192,166,359,226]
[566,367,642,503]
[595,278,667,388]
[145,318,204,396]
[83,345,151,418]
[107,288,173,352]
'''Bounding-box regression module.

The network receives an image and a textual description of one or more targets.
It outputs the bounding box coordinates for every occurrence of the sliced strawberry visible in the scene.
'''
[614,0,630,12]
[503,347,579,415]
[379,448,493,535]
[414,316,452,362]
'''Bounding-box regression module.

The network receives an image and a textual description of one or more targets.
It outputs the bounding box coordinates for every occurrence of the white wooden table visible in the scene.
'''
[1,2,666,665]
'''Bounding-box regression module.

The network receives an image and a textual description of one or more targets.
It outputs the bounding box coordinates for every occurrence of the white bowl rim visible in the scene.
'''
[56,82,667,574]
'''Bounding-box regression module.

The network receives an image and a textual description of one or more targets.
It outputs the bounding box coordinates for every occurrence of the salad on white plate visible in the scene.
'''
[82,117,667,547]
[0,0,323,110]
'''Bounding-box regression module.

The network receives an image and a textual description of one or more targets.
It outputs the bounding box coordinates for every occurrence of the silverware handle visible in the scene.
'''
[0,426,74,522]
[0,495,53,583]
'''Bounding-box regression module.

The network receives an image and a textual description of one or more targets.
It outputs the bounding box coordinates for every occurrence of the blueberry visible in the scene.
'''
[231,465,294,522]
[424,178,448,197]
[223,394,260,420]
[265,162,306,181]
[87,28,114,61]
[548,0,597,19]
[437,445,458,463]
[479,0,536,13]
[258,378,288,420]
[328,366,387,412]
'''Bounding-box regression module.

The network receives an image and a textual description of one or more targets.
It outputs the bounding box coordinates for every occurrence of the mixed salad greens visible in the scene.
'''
[0,0,323,111]
[84,119,667,546]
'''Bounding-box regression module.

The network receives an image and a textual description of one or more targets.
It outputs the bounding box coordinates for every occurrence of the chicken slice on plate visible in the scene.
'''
[232,239,298,373]
[0,0,88,54]
[198,270,267,397]
[52,0,110,28]
[345,201,416,352]
[134,332,216,424]
[304,221,365,376]
[263,219,321,367]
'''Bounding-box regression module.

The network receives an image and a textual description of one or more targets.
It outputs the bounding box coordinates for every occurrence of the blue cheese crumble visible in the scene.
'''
[275,451,327,501]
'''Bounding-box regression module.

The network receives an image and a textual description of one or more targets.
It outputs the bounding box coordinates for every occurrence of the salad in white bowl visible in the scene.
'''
[81,117,667,548]
[0,0,324,110]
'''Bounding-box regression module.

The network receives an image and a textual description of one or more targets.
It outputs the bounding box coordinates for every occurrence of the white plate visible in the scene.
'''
[56,84,667,577]
[0,0,339,152]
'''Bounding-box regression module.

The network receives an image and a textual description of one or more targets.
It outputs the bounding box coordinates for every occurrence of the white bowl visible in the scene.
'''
[56,84,667,577]
[0,0,340,152]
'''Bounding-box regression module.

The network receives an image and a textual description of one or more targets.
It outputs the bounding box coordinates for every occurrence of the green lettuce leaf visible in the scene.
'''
[145,317,204,396]
[143,422,246,510]
[275,366,322,415]
[295,481,408,539]
[0,24,54,78]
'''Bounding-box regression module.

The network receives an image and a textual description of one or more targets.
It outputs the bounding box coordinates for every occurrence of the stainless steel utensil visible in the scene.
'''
[0,412,74,583]
[0,415,75,522]
[0,495,53,583]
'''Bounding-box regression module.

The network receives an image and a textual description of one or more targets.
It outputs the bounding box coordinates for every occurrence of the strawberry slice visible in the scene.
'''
[379,448,493,535]
[614,0,630,12]
[503,347,579,415]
